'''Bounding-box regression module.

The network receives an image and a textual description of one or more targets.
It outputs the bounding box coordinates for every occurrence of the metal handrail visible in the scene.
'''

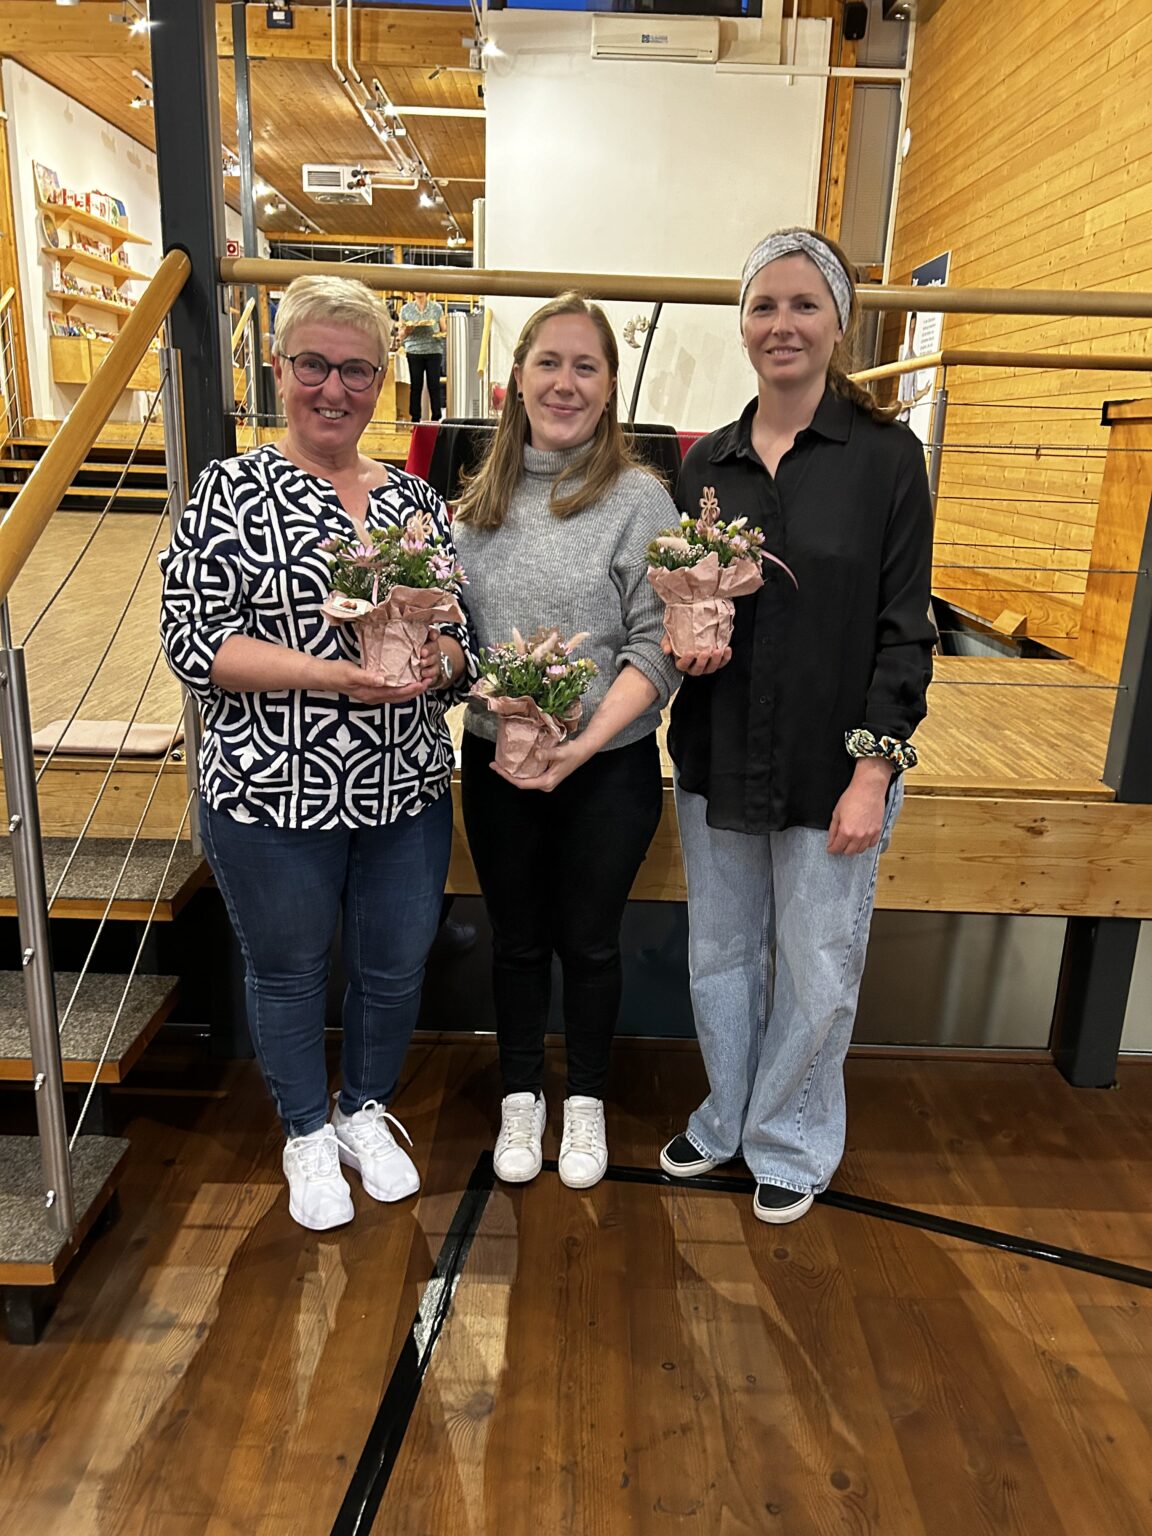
[220,257,1152,320]
[0,248,191,604]
[853,348,1152,384]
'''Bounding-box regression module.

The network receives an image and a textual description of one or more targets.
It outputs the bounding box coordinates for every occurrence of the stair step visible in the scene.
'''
[6,438,167,463]
[0,485,169,502]
[0,1134,128,1285]
[0,971,178,1083]
[0,837,209,921]
[0,459,166,479]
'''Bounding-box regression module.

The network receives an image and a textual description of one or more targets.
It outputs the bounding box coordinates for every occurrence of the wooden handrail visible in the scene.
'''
[852,348,1152,384]
[0,248,191,605]
[220,257,1152,320]
[231,296,256,356]
[0,287,15,319]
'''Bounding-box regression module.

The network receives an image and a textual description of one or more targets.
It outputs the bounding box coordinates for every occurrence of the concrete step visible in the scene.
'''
[0,970,178,1083]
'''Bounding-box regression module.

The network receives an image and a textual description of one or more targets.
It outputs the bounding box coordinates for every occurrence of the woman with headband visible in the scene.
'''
[659,227,935,1225]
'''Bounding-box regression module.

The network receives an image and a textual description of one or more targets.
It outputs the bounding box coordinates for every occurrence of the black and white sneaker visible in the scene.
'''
[659,1133,724,1178]
[752,1183,814,1225]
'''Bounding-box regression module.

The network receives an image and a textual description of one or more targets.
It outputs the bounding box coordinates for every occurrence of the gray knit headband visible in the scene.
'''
[739,232,853,330]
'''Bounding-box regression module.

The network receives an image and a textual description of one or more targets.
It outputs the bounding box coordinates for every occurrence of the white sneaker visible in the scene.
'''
[493,1092,546,1184]
[558,1096,608,1189]
[332,1100,420,1203]
[283,1124,355,1231]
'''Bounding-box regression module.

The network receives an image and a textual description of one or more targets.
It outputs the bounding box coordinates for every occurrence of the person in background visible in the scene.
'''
[399,290,447,423]
[660,228,934,1226]
[160,275,475,1231]
[453,292,681,1191]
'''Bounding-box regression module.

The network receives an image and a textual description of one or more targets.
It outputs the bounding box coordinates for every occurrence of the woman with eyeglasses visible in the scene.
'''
[160,275,476,1232]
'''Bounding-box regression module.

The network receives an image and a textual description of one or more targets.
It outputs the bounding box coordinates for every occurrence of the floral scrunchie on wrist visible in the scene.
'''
[845,727,918,772]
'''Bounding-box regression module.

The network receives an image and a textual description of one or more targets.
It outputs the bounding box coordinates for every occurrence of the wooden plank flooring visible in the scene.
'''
[0,1039,1149,1534]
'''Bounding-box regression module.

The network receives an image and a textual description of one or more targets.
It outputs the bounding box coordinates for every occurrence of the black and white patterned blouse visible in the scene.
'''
[159,444,476,830]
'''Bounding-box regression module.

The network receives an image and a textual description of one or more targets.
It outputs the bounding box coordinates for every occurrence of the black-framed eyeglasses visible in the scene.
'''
[283,352,383,392]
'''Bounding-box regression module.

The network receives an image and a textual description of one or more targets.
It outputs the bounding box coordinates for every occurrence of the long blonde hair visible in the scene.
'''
[454,292,645,529]
[744,228,899,425]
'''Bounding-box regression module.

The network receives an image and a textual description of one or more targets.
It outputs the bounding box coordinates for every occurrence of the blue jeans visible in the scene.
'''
[200,793,453,1138]
[674,779,903,1194]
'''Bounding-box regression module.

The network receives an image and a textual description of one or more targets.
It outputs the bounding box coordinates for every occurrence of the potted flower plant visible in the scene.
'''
[320,511,466,686]
[646,486,796,659]
[468,628,598,779]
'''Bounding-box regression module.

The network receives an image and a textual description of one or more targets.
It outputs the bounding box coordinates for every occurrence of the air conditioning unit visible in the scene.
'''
[301,164,373,206]
[590,15,719,63]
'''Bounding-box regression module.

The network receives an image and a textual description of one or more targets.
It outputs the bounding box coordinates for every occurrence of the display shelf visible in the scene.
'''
[48,290,134,321]
[49,335,159,391]
[42,246,149,285]
[37,197,150,247]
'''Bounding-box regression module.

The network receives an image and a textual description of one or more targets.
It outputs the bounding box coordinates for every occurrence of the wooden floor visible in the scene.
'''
[1,1037,1150,1535]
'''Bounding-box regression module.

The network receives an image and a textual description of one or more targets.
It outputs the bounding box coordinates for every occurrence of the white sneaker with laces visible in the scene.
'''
[283,1124,355,1231]
[493,1092,547,1183]
[558,1096,608,1189]
[332,1100,420,1203]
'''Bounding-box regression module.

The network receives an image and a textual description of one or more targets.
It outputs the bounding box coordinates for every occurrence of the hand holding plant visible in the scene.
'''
[646,486,796,660]
[469,628,598,779]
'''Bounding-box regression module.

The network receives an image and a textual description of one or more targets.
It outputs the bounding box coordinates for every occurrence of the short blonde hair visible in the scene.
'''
[274,275,391,363]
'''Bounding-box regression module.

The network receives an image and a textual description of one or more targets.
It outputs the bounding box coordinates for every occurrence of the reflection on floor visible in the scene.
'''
[1,1035,1150,1535]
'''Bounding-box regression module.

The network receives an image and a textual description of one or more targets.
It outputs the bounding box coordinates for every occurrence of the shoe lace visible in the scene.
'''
[295,1130,340,1180]
[563,1104,603,1155]
[351,1100,413,1152]
[499,1101,540,1148]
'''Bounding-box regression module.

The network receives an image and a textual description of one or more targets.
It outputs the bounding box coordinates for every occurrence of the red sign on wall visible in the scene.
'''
[225,238,240,257]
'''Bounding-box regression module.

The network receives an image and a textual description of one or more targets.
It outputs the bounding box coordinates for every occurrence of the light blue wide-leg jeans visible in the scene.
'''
[674,778,903,1194]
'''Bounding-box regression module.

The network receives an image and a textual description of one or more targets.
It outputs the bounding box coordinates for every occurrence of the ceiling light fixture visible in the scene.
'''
[418,188,435,208]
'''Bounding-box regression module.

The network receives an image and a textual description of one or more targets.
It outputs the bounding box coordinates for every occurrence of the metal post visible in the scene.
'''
[1050,495,1152,1085]
[627,302,663,427]
[926,367,948,515]
[159,342,203,857]
[231,1,272,426]
[149,0,235,481]
[0,638,74,1233]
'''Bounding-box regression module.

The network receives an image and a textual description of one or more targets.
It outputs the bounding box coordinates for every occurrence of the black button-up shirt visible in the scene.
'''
[668,389,935,834]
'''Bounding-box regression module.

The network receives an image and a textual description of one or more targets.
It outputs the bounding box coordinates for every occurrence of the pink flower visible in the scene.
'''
[349,543,377,567]
[546,664,566,677]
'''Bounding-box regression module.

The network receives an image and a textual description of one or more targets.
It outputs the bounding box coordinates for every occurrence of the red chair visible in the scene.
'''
[404,422,440,481]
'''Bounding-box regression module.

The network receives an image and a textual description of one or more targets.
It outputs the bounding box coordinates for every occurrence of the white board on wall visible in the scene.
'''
[483,14,830,432]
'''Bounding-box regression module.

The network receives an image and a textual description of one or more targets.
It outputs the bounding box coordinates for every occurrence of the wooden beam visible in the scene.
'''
[0,5,149,58]
[215,4,474,63]
[0,4,472,63]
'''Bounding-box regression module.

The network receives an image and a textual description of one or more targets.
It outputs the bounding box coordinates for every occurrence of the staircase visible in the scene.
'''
[0,437,170,514]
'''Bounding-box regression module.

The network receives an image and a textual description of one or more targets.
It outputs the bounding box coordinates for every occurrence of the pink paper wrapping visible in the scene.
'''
[469,689,582,779]
[324,585,465,686]
[646,552,776,659]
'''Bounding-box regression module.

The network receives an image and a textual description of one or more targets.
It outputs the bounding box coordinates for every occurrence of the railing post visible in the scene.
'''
[926,366,948,515]
[159,342,203,857]
[0,617,75,1234]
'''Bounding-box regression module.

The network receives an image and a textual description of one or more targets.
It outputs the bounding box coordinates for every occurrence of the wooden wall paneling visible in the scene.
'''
[1075,404,1152,681]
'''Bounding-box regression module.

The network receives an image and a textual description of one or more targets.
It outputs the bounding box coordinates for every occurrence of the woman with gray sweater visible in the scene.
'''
[453,292,680,1191]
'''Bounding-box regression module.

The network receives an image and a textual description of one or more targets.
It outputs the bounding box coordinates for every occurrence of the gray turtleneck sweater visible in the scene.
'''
[453,443,681,750]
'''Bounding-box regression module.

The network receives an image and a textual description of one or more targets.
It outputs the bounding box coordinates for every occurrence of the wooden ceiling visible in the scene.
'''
[1,2,485,244]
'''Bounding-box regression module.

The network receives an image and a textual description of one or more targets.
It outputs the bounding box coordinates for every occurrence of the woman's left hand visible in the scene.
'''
[491,737,594,793]
[826,769,891,856]
[414,632,442,693]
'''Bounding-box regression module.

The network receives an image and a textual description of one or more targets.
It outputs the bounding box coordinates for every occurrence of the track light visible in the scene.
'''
[418,188,435,208]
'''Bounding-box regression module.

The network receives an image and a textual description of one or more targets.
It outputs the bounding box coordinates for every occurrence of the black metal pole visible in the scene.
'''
[627,301,663,426]
[149,0,235,478]
[1051,494,1152,1085]
[231,1,273,423]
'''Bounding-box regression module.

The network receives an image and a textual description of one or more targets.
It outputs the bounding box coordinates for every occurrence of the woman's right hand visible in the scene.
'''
[660,635,732,677]
[327,659,430,705]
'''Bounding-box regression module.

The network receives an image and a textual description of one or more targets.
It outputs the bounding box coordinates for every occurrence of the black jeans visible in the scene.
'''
[461,731,664,1097]
[406,351,443,422]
